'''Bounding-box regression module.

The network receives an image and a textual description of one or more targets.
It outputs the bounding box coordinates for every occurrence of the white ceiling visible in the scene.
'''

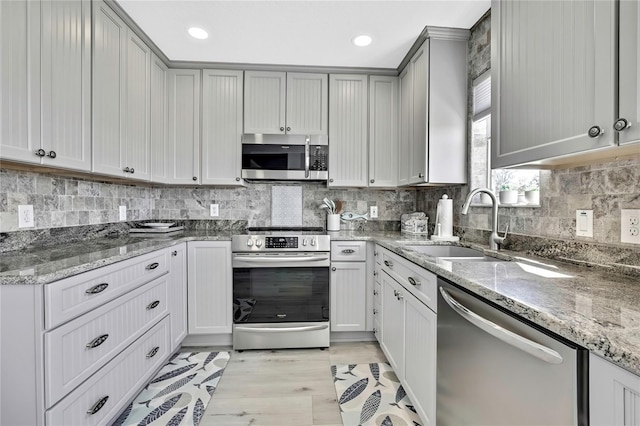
[116,0,490,69]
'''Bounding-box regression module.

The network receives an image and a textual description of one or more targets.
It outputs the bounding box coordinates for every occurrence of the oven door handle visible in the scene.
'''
[233,256,329,263]
[235,324,329,333]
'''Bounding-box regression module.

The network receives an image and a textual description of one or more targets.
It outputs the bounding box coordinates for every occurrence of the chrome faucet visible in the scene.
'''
[461,188,509,251]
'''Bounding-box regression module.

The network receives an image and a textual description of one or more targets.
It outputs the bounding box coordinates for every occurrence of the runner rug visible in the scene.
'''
[113,351,230,426]
[331,363,422,426]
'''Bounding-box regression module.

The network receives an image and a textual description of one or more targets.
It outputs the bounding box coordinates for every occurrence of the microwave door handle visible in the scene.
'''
[439,287,564,365]
[304,136,310,178]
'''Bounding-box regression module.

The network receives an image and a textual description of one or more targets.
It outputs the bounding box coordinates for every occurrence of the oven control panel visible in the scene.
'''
[265,236,298,249]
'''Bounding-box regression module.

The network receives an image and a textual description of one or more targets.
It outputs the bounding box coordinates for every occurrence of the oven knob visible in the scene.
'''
[246,239,254,247]
[255,239,263,247]
[310,238,316,246]
[302,238,308,246]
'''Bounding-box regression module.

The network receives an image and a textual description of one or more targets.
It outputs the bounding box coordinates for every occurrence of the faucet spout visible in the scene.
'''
[461,188,507,251]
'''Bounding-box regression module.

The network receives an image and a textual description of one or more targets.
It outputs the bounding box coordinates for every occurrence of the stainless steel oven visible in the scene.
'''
[231,232,331,350]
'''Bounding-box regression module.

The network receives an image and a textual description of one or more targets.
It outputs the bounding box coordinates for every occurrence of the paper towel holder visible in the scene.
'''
[431,194,460,242]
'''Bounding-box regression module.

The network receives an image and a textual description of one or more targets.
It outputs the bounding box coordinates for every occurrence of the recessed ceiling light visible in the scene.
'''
[188,27,209,40]
[352,34,373,47]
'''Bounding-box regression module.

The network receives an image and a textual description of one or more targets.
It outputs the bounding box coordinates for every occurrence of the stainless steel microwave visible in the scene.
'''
[241,134,328,180]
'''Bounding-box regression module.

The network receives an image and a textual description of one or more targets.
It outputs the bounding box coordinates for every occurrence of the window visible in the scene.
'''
[470,70,540,206]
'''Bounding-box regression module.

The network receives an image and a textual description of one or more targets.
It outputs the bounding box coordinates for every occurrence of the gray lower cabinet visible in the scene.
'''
[369,76,399,188]
[590,353,640,425]
[201,69,244,186]
[330,241,369,332]
[1,0,91,171]
[0,247,183,426]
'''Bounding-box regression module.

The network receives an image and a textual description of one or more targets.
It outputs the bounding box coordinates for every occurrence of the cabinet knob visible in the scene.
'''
[373,271,378,276]
[130,167,135,174]
[370,179,375,184]
[374,252,378,257]
[331,267,337,271]
[393,289,398,297]
[588,125,604,138]
[280,126,285,131]
[123,167,131,173]
[329,178,334,183]
[236,177,241,181]
[418,173,424,179]
[373,309,378,315]
[47,150,56,159]
[373,289,378,295]
[192,176,197,181]
[613,118,630,132]
[35,148,46,157]
[397,293,403,300]
[286,126,291,131]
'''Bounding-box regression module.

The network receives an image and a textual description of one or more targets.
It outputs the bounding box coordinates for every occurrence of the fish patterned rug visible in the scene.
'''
[331,363,422,426]
[113,351,230,426]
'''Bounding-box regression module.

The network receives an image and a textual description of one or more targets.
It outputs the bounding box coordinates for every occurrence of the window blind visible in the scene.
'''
[472,69,491,121]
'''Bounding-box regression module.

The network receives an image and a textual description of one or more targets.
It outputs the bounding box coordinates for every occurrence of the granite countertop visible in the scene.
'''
[2,229,639,376]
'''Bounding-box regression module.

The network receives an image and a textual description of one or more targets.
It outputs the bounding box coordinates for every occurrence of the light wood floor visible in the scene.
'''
[183,342,387,426]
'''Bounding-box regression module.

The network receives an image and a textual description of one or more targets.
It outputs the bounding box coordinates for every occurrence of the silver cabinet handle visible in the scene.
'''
[85,283,109,294]
[393,289,398,297]
[87,396,109,415]
[373,289,378,295]
[408,277,420,286]
[329,178,334,183]
[342,249,355,254]
[35,148,46,157]
[397,293,403,300]
[287,126,291,131]
[384,260,393,268]
[439,287,563,364]
[614,118,630,132]
[192,176,197,181]
[146,262,159,270]
[146,300,160,310]
[86,334,109,349]
[373,309,378,315]
[172,250,178,256]
[370,179,375,184]
[280,126,285,132]
[123,167,131,173]
[374,251,378,257]
[236,177,241,181]
[588,125,604,138]
[373,271,378,276]
[146,346,160,358]
[130,167,134,174]
[418,173,424,178]
[47,150,56,159]
[235,324,328,333]
[331,267,337,271]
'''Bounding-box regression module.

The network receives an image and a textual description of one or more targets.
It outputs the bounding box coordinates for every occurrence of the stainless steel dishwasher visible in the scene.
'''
[437,278,589,426]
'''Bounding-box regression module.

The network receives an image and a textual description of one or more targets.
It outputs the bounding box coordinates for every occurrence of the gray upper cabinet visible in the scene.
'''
[491,0,617,167]
[1,0,90,172]
[328,74,368,187]
[244,71,328,135]
[618,0,640,146]
[167,69,201,185]
[369,76,399,188]
[150,54,168,183]
[201,69,244,186]
[398,29,469,186]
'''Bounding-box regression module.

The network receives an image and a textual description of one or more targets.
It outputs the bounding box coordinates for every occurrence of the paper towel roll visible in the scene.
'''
[437,194,453,237]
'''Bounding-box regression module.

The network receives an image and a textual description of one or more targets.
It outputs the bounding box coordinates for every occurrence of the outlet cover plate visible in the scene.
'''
[18,205,34,228]
[576,210,593,237]
[370,206,378,219]
[621,209,640,244]
[210,204,219,217]
[119,206,127,221]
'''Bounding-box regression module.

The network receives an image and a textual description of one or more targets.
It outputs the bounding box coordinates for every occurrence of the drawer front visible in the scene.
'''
[46,316,171,426]
[44,277,169,407]
[380,247,437,312]
[331,241,367,261]
[45,249,170,329]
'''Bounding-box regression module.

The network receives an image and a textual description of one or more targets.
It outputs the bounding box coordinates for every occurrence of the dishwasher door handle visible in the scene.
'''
[235,324,328,333]
[439,287,564,365]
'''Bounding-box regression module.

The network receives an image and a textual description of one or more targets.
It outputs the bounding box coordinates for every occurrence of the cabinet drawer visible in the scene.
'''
[380,248,437,312]
[331,241,366,261]
[44,276,169,407]
[44,249,170,329]
[46,316,171,426]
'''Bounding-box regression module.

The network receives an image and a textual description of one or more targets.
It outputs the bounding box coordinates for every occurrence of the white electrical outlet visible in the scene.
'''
[621,209,640,244]
[210,204,219,217]
[575,210,593,238]
[370,206,378,219]
[119,205,127,221]
[18,205,34,228]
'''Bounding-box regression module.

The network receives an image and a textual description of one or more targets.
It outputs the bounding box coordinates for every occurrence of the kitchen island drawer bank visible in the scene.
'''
[0,245,186,426]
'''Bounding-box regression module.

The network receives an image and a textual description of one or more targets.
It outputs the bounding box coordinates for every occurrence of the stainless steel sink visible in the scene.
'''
[402,245,503,262]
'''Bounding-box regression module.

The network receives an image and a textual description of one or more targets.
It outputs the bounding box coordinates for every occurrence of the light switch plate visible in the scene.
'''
[370,206,378,219]
[119,205,127,221]
[575,210,593,237]
[210,204,219,217]
[18,205,34,228]
[621,209,640,244]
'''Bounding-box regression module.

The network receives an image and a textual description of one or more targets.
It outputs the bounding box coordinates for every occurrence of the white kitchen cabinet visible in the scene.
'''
[244,71,328,135]
[491,0,617,167]
[330,262,367,332]
[380,272,405,380]
[398,29,469,186]
[150,53,168,183]
[169,243,187,351]
[328,74,368,187]
[167,69,201,184]
[591,353,640,426]
[1,0,91,171]
[201,69,244,186]
[369,75,399,187]
[618,0,640,146]
[187,241,232,334]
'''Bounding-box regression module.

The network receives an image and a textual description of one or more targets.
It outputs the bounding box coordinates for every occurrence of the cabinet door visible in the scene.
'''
[286,72,328,135]
[409,44,428,184]
[369,76,399,187]
[328,74,368,187]
[380,272,404,380]
[123,30,151,181]
[244,70,286,134]
[330,261,367,332]
[167,69,200,184]
[492,0,616,167]
[187,241,232,334]
[590,353,640,426]
[41,0,91,171]
[150,54,168,183]
[201,69,244,185]
[618,0,640,146]
[169,244,187,351]
[404,295,437,426]
[92,0,126,177]
[397,67,412,186]
[0,0,40,163]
